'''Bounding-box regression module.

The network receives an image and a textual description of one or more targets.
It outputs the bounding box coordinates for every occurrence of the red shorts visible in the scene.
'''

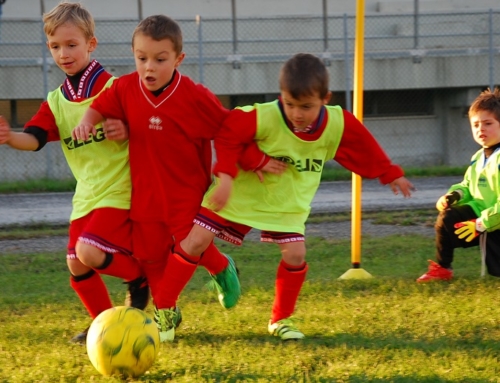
[132,221,174,262]
[68,208,132,259]
[194,207,304,245]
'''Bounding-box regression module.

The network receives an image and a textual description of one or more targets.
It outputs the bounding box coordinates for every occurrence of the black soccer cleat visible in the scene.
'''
[70,326,89,345]
[124,276,150,310]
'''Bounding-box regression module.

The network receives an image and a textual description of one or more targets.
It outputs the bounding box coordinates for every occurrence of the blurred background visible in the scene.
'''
[0,0,499,181]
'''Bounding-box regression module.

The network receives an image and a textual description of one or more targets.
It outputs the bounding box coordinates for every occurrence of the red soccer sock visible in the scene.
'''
[154,245,199,309]
[197,242,229,275]
[94,252,143,282]
[138,258,167,304]
[271,260,308,324]
[70,270,112,319]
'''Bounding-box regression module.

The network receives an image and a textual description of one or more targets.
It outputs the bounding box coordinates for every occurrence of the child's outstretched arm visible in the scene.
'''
[388,176,416,198]
[72,107,104,141]
[0,115,39,150]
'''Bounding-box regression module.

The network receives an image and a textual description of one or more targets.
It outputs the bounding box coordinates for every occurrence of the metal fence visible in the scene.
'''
[0,10,499,180]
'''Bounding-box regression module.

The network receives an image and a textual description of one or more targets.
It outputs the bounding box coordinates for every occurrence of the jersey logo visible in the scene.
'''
[274,156,323,173]
[149,116,163,130]
[63,127,106,150]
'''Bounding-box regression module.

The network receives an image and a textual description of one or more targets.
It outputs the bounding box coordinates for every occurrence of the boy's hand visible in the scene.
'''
[103,119,129,140]
[388,176,416,198]
[0,115,12,144]
[454,219,480,242]
[436,191,461,211]
[209,173,233,212]
[72,123,97,141]
[254,158,288,182]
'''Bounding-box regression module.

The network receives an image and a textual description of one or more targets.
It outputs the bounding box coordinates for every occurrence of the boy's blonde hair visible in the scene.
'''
[132,15,183,55]
[279,53,329,100]
[43,2,95,40]
[469,88,500,123]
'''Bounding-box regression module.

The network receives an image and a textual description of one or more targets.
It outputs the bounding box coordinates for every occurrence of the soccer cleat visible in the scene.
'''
[124,276,150,310]
[207,254,241,309]
[154,306,183,343]
[268,318,305,340]
[416,260,453,283]
[70,326,89,345]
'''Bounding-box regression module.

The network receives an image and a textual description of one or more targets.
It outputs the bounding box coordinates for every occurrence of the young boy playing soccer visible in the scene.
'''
[0,2,149,343]
[179,53,415,340]
[71,14,276,342]
[417,88,500,282]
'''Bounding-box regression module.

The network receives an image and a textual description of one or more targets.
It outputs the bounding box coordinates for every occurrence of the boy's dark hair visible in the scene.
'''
[469,88,500,122]
[43,2,95,40]
[132,15,183,54]
[279,53,329,100]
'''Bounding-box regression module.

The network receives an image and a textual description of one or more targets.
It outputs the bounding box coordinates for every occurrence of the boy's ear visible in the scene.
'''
[88,36,98,52]
[323,91,332,105]
[174,52,186,68]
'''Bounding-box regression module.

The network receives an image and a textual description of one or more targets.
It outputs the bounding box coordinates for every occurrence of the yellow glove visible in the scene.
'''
[454,219,479,242]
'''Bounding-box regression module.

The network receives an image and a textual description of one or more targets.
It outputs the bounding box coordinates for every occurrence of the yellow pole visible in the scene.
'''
[339,0,372,280]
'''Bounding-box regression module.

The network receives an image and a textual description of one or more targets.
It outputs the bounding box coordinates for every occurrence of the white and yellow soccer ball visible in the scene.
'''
[86,306,160,378]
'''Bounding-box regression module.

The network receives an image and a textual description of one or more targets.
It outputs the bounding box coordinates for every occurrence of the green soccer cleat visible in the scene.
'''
[154,306,182,343]
[207,254,241,309]
[268,318,305,340]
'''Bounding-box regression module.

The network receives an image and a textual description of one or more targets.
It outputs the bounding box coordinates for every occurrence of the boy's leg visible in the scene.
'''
[131,221,173,304]
[67,256,113,318]
[269,239,307,340]
[418,205,478,282]
[132,221,183,343]
[485,230,500,276]
[193,207,248,308]
[66,254,112,344]
[75,208,149,309]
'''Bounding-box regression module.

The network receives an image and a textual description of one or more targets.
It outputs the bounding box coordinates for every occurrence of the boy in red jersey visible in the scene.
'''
[72,14,274,342]
[179,53,415,340]
[0,2,148,344]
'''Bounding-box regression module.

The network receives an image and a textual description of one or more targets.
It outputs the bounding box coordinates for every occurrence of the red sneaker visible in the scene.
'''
[416,260,453,283]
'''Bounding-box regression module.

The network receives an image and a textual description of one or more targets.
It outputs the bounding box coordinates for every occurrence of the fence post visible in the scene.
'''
[137,0,143,20]
[488,9,495,90]
[322,0,328,51]
[343,14,352,112]
[196,15,204,84]
[413,0,419,48]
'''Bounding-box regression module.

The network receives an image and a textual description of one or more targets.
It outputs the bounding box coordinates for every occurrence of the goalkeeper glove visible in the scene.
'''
[454,219,484,242]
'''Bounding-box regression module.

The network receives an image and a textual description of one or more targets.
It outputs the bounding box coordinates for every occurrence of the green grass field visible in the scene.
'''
[0,232,498,382]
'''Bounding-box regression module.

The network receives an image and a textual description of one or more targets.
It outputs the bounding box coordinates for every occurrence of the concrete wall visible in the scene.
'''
[2,0,499,19]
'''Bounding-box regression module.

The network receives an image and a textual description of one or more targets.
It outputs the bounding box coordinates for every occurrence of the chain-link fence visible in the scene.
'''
[0,10,499,180]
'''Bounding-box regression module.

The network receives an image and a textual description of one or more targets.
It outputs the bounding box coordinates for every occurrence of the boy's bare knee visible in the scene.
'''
[75,241,105,268]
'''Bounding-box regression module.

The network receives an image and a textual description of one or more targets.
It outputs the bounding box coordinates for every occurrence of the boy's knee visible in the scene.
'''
[75,241,103,267]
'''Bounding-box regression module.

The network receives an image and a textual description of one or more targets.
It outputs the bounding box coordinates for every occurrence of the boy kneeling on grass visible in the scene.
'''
[418,88,500,282]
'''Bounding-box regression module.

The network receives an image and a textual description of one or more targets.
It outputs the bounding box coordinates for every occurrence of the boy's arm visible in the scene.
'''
[213,108,258,178]
[334,110,414,197]
[0,116,39,151]
[72,107,105,141]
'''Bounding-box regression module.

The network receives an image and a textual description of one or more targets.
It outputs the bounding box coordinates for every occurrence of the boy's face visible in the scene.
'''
[280,90,331,131]
[46,23,96,76]
[470,110,500,148]
[132,33,185,92]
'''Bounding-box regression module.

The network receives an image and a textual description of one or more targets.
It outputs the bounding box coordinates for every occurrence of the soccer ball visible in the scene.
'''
[86,306,160,378]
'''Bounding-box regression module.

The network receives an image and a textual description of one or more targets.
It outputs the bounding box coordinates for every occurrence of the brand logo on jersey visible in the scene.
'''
[63,127,106,150]
[274,156,323,173]
[149,116,163,130]
[478,176,488,187]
